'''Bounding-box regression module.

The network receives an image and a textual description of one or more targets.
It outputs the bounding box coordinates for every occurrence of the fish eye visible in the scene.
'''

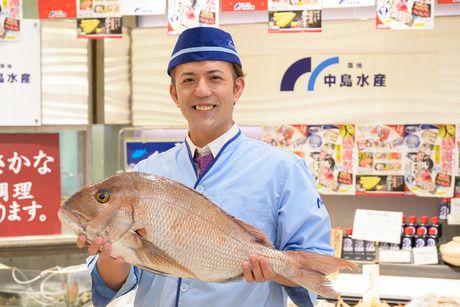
[95,189,110,203]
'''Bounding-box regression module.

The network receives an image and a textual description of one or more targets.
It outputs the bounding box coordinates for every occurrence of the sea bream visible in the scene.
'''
[58,172,354,298]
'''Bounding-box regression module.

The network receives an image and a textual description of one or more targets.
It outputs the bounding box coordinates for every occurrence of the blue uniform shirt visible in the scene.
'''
[91,128,333,307]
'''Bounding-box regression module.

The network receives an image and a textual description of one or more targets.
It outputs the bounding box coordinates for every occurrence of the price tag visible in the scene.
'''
[378,249,412,263]
[447,214,460,225]
[362,264,380,304]
[413,246,439,265]
[353,209,402,243]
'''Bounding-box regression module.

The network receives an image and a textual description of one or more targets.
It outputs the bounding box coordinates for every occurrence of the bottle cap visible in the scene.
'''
[409,215,417,223]
[420,216,428,224]
[431,216,439,224]
[345,227,353,235]
[402,214,406,223]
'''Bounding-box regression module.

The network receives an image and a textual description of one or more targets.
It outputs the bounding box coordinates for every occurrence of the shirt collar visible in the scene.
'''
[186,124,239,157]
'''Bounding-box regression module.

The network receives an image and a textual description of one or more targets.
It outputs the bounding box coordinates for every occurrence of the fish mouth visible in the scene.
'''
[58,206,90,236]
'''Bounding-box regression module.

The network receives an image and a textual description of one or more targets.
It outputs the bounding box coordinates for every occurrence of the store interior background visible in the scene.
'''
[1,1,460,279]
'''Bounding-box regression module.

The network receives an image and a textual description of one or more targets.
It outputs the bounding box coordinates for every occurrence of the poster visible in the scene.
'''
[0,0,21,41]
[120,0,166,15]
[376,0,434,30]
[221,0,267,11]
[304,125,355,195]
[404,124,455,197]
[0,134,61,237]
[322,0,374,7]
[125,140,181,170]
[77,0,122,39]
[167,0,218,35]
[268,0,321,33]
[262,124,355,195]
[38,0,76,19]
[355,125,406,194]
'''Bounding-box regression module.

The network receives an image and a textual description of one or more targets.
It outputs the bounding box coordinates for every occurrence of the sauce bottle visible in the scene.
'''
[406,215,417,235]
[401,227,413,250]
[426,227,439,247]
[342,227,354,260]
[413,227,426,248]
[428,216,441,238]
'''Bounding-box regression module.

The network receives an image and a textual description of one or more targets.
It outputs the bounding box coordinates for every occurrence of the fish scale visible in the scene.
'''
[59,172,355,298]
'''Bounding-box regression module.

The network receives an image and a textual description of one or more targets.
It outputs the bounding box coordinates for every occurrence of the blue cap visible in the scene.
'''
[167,27,242,76]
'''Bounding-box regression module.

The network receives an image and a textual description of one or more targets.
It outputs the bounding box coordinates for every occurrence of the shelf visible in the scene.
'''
[350,260,460,280]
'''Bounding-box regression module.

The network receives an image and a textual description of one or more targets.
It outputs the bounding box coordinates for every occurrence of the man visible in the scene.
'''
[78,26,333,307]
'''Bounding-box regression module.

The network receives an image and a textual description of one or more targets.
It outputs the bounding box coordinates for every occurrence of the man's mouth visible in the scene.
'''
[194,105,216,111]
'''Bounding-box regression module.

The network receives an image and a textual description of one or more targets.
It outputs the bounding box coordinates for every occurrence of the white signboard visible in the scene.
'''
[120,0,166,15]
[413,246,438,265]
[353,209,402,243]
[0,19,41,126]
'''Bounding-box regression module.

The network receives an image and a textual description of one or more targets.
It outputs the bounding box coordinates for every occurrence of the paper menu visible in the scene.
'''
[352,209,402,244]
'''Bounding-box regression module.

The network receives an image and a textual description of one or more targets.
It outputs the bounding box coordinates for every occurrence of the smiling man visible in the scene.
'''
[80,26,334,307]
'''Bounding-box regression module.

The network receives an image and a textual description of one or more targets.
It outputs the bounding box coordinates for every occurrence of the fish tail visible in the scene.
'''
[278,250,356,298]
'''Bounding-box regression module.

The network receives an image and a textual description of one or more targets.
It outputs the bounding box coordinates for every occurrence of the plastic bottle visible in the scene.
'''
[401,227,414,250]
[426,227,439,247]
[342,227,354,260]
[428,216,441,238]
[353,237,365,260]
[401,214,407,235]
[417,216,428,236]
[364,240,376,261]
[439,198,450,220]
[406,215,417,235]
[413,227,426,248]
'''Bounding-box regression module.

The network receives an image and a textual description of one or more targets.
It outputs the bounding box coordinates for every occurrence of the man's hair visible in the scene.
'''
[170,62,245,87]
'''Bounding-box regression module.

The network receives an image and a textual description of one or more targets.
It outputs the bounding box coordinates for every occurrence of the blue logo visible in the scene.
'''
[280,57,339,92]
[316,198,324,209]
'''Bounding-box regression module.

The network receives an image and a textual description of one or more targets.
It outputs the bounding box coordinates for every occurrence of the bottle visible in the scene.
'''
[401,214,407,235]
[342,227,354,260]
[353,237,365,260]
[428,216,441,238]
[364,240,376,261]
[417,216,428,236]
[401,227,413,250]
[426,227,439,247]
[439,198,450,220]
[413,227,426,248]
[406,215,417,235]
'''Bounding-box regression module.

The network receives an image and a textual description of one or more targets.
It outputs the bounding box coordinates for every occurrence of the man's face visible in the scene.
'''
[170,60,244,145]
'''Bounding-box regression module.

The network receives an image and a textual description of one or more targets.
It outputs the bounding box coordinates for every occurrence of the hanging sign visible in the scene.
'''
[38,0,77,19]
[0,0,21,41]
[356,125,406,195]
[268,0,321,33]
[0,134,61,237]
[221,0,267,11]
[376,0,435,30]
[77,0,122,39]
[404,124,455,197]
[167,0,219,35]
[119,0,166,15]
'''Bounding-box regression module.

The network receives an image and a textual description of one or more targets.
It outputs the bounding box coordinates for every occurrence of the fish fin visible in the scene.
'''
[135,235,198,279]
[232,218,273,248]
[278,250,356,298]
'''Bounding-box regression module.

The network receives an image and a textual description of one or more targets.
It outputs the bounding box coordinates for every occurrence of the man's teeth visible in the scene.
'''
[195,105,214,111]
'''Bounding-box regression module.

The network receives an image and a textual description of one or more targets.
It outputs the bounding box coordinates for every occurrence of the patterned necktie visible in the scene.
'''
[195,152,214,174]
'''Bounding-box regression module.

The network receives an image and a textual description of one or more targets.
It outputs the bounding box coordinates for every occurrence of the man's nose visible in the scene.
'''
[193,79,212,97]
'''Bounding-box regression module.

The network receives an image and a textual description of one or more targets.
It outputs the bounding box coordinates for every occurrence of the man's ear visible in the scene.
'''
[170,83,179,107]
[233,77,245,103]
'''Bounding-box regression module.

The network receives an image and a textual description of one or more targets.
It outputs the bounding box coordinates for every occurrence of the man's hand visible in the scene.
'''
[76,235,130,290]
[242,255,298,287]
[242,255,275,283]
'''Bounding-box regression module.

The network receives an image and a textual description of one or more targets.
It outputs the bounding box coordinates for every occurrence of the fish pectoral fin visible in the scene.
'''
[135,227,147,238]
[135,236,197,279]
[232,217,273,248]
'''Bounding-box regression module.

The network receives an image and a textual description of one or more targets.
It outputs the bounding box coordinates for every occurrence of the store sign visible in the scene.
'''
[281,56,388,92]
[37,0,77,19]
[0,134,61,237]
[221,0,266,12]
[1,20,41,126]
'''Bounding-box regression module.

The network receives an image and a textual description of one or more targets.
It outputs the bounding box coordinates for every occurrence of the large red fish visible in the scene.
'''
[59,172,354,298]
